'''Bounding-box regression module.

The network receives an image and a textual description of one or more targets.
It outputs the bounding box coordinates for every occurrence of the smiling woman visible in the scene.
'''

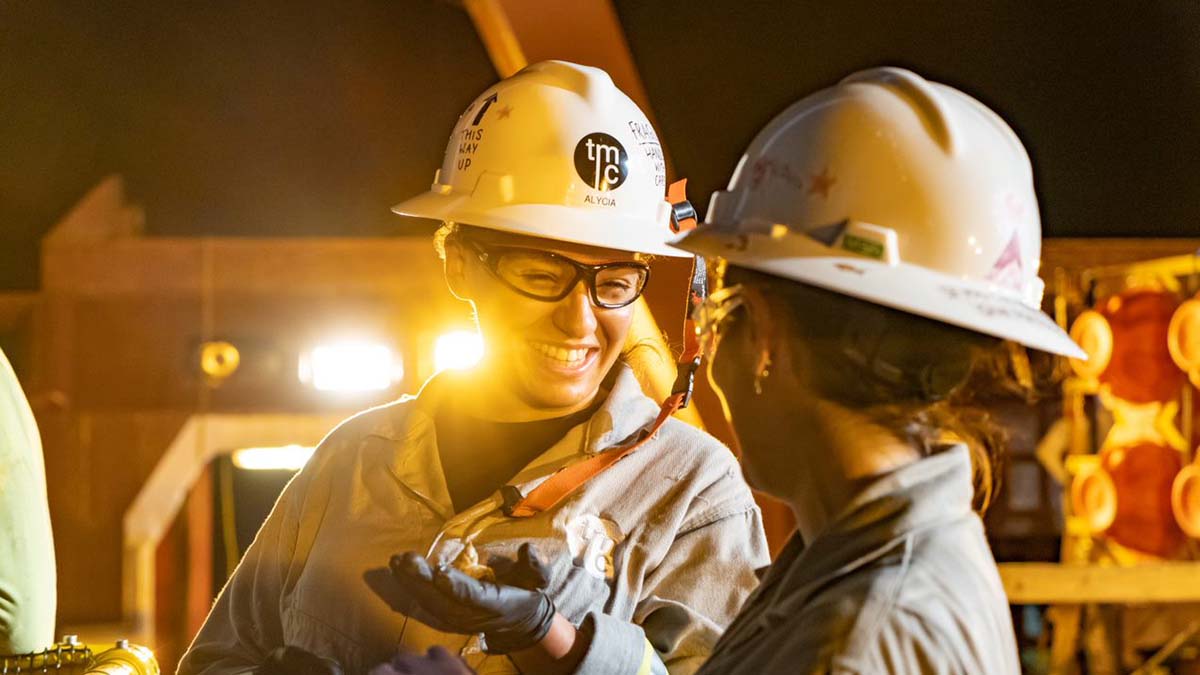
[436,223,651,416]
[442,225,639,417]
[178,60,767,675]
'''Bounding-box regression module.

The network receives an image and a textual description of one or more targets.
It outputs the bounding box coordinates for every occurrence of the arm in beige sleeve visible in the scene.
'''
[569,497,768,675]
[177,456,318,674]
[0,347,55,655]
[633,505,769,675]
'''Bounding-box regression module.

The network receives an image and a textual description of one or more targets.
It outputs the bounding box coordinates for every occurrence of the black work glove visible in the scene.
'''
[258,645,343,675]
[368,646,477,675]
[372,543,557,654]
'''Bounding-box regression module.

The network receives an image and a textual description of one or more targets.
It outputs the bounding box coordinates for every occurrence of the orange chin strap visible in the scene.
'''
[502,179,707,519]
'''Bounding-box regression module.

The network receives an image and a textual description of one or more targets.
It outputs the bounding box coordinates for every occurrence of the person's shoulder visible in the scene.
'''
[651,416,743,479]
[307,395,420,468]
[329,395,417,438]
[740,559,972,674]
[648,417,759,527]
[830,605,963,675]
[805,558,973,674]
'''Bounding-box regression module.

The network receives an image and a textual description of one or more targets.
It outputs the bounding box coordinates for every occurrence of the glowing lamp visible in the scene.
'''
[435,330,484,371]
[299,341,401,392]
[231,445,316,471]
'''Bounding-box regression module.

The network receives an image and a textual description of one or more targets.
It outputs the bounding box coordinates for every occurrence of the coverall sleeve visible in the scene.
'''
[177,454,319,674]
[0,347,56,655]
[572,501,769,675]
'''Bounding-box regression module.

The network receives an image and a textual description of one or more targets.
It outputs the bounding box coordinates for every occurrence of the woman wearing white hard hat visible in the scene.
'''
[179,61,768,675]
[671,68,1086,674]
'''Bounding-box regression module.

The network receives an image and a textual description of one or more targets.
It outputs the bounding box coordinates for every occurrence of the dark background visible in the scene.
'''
[5,0,1200,291]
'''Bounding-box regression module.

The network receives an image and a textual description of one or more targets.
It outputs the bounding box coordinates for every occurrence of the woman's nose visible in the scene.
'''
[552,281,599,338]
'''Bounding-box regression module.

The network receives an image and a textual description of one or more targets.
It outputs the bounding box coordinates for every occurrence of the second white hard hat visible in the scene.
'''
[671,67,1084,358]
[393,60,687,258]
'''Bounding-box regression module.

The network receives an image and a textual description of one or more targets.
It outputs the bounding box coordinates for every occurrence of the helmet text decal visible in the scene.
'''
[575,133,628,192]
[628,120,666,188]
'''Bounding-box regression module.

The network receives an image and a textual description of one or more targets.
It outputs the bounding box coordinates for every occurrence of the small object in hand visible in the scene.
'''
[258,645,343,675]
[384,545,558,654]
[451,543,495,582]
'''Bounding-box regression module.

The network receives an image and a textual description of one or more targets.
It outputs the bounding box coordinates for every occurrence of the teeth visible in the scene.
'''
[531,342,589,365]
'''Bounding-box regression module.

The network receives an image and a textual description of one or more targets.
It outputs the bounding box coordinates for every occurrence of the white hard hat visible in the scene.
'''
[671,67,1085,358]
[393,60,687,258]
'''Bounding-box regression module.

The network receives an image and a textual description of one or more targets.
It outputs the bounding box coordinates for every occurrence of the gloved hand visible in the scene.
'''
[386,543,556,654]
[368,646,476,675]
[258,645,343,675]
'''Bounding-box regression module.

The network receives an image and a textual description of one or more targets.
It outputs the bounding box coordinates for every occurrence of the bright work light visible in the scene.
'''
[231,445,316,471]
[435,330,484,371]
[299,341,401,392]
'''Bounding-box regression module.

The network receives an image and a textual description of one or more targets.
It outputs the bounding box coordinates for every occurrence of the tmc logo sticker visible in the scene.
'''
[574,133,628,192]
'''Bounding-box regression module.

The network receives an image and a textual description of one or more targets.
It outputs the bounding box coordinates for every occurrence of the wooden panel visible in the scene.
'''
[1000,562,1200,604]
[493,0,656,119]
[62,293,451,411]
[44,410,189,623]
[42,237,445,296]
[1042,238,1200,279]
[185,465,214,650]
[0,292,38,333]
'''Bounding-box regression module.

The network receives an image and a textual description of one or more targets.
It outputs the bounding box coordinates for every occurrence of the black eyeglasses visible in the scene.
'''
[464,238,651,309]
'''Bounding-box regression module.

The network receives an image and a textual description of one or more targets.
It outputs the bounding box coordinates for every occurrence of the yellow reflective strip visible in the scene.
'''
[635,639,656,675]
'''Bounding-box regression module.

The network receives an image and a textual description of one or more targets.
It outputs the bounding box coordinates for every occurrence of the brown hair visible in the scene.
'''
[732,267,1043,513]
[433,221,459,261]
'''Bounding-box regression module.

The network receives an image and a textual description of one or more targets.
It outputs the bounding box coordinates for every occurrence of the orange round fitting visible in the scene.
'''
[1103,442,1186,557]
[1069,310,1112,380]
[1099,290,1183,404]
[1172,462,1200,539]
[1169,298,1200,373]
[1070,462,1117,533]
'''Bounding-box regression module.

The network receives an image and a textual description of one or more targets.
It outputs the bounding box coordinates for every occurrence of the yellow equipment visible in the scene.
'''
[1,636,159,675]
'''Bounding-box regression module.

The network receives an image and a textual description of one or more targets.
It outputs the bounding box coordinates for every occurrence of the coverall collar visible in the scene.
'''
[373,362,660,521]
[758,445,974,621]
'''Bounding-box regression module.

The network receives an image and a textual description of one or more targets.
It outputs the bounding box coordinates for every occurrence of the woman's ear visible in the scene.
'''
[443,236,472,301]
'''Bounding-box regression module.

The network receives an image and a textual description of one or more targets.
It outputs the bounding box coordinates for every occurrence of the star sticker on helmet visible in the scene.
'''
[807,168,836,198]
[987,230,1024,292]
[497,105,513,119]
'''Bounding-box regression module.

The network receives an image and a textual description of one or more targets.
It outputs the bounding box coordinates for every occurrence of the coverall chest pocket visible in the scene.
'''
[546,511,625,622]
[542,551,614,624]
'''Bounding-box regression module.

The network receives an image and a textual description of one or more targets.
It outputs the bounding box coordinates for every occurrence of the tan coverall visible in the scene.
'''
[180,364,769,674]
[696,446,1020,675]
[0,347,56,654]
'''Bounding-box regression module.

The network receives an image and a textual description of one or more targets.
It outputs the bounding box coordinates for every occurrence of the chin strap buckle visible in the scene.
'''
[499,485,524,517]
[668,179,699,234]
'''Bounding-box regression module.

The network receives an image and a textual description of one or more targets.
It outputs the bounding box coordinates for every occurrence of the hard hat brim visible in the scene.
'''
[393,191,690,258]
[671,227,1086,359]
